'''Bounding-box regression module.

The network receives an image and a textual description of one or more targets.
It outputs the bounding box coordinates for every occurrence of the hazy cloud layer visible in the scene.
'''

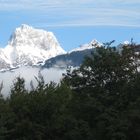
[0,66,66,97]
[0,0,139,27]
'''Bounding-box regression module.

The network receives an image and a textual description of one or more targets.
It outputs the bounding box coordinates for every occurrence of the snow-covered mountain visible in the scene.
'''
[69,39,102,53]
[0,24,66,69]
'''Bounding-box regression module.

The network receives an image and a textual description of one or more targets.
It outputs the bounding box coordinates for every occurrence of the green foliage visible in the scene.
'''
[63,43,140,140]
[0,43,140,139]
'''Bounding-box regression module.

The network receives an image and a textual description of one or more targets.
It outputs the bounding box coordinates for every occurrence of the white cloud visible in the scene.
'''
[0,66,66,97]
[0,0,140,27]
[0,0,139,10]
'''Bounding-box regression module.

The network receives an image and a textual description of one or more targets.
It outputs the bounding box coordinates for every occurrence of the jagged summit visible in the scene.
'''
[21,24,33,29]
[8,24,63,49]
[0,24,66,69]
[9,24,33,45]
[69,39,102,53]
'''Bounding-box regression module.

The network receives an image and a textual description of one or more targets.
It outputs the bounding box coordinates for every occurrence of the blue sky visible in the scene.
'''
[0,0,140,51]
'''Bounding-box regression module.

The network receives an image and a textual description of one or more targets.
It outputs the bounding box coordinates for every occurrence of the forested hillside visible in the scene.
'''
[0,43,140,140]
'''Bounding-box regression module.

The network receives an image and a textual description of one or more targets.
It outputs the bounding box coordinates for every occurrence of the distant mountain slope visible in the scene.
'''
[43,41,140,69]
[42,49,94,68]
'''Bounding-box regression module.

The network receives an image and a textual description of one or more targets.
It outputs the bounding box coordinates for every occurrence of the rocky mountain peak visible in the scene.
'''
[69,39,102,53]
[0,24,66,69]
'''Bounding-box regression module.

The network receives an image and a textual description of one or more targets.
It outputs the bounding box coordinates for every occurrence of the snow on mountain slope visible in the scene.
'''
[1,24,66,68]
[69,39,102,53]
[0,49,10,69]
